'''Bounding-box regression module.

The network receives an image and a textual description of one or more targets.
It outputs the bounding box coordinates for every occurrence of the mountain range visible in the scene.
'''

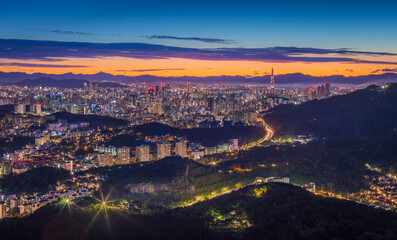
[0,77,124,88]
[1,71,397,86]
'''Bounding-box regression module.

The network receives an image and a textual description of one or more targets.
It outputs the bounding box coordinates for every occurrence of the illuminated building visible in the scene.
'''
[175,141,187,158]
[71,105,78,114]
[35,104,42,114]
[136,145,150,162]
[14,104,26,114]
[270,68,275,94]
[117,147,131,165]
[0,202,6,219]
[35,133,50,146]
[97,152,113,166]
[157,142,171,159]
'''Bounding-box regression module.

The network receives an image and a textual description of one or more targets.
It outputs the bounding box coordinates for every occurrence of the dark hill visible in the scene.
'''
[263,83,397,137]
[0,104,14,113]
[132,122,266,147]
[89,157,249,206]
[90,157,193,187]
[0,183,396,240]
[0,167,70,194]
[51,111,128,128]
[0,136,34,155]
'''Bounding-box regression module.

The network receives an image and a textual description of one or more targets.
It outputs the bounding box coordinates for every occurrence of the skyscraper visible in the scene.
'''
[325,82,331,97]
[117,147,131,165]
[157,142,171,159]
[71,105,78,114]
[136,145,150,162]
[14,104,26,114]
[270,68,275,94]
[0,202,6,219]
[175,141,188,158]
[35,104,42,114]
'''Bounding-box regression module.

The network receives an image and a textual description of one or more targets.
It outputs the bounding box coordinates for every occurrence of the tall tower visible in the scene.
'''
[270,68,275,94]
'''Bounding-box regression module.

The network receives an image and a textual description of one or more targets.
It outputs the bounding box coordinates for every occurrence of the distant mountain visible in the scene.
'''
[0,77,124,88]
[1,71,397,85]
[263,83,397,137]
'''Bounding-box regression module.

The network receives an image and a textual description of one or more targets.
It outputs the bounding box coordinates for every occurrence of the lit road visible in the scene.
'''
[240,115,274,150]
[185,182,258,207]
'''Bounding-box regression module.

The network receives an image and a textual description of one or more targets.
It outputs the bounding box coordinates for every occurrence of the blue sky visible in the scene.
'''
[1,0,396,51]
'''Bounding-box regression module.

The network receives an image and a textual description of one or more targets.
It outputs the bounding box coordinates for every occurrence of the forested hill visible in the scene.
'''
[132,123,266,147]
[0,183,396,240]
[263,83,397,137]
[51,112,128,129]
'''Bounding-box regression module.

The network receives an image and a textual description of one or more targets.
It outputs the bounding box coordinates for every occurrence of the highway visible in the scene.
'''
[239,115,274,151]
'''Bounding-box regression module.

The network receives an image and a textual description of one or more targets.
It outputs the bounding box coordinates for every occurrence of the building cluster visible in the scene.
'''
[93,136,238,166]
[304,82,333,100]
[357,173,397,211]
[0,172,105,219]
[0,81,351,131]
[254,176,290,184]
[0,81,349,178]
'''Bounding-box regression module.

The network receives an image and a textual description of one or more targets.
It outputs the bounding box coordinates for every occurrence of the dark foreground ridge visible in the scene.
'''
[0,183,396,240]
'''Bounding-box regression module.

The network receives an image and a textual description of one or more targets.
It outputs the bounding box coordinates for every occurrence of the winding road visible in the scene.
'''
[240,115,274,150]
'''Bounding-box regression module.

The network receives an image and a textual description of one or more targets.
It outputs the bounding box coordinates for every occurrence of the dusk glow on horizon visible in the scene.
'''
[1,0,397,78]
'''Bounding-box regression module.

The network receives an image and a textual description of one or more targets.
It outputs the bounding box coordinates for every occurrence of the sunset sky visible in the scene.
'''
[1,0,397,77]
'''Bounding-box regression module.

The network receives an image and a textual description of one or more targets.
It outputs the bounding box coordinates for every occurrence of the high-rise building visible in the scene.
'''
[325,82,331,97]
[14,104,26,114]
[154,102,163,115]
[71,105,78,114]
[117,147,131,165]
[89,82,94,91]
[175,141,187,158]
[35,104,42,114]
[157,142,171,159]
[97,152,113,166]
[136,145,150,162]
[270,68,275,94]
[0,202,6,219]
